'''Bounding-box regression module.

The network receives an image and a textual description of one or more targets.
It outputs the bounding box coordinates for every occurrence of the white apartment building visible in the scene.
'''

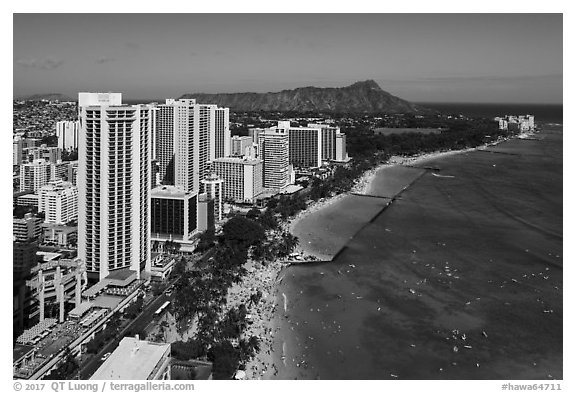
[38,180,78,225]
[248,128,265,145]
[279,122,323,169]
[200,173,224,221]
[213,156,263,204]
[155,104,176,185]
[335,133,349,162]
[20,159,55,192]
[56,121,80,150]
[495,115,535,132]
[215,107,231,159]
[231,135,253,157]
[14,138,24,166]
[24,145,62,164]
[155,99,230,192]
[258,128,290,191]
[308,123,349,162]
[78,92,152,281]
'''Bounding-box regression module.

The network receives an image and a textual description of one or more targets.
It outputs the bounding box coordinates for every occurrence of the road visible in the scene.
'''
[78,281,177,379]
[75,249,214,379]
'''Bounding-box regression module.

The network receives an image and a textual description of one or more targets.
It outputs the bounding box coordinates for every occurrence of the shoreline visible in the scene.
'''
[288,128,535,260]
[239,129,535,379]
[225,258,285,380]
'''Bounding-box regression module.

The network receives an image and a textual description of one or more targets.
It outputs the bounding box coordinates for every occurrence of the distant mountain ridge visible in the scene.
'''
[180,80,429,113]
[19,93,76,102]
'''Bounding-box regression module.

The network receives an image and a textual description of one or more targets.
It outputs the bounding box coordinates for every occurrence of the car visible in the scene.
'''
[101,352,111,361]
[165,290,173,296]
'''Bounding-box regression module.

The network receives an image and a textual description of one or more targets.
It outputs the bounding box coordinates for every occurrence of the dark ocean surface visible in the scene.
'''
[418,103,563,123]
[275,124,563,380]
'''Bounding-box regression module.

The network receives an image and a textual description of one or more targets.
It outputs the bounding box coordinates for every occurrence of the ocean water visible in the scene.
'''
[275,125,563,380]
[418,103,563,124]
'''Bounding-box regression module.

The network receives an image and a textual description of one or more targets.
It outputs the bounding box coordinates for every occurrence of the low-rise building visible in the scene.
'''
[14,213,43,242]
[23,145,62,165]
[14,192,39,209]
[38,180,78,225]
[150,253,176,282]
[42,223,78,247]
[90,336,171,380]
[20,160,55,192]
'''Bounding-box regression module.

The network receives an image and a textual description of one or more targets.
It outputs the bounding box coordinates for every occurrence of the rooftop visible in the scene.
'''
[151,186,195,199]
[213,156,261,165]
[91,295,123,310]
[42,223,77,233]
[90,337,170,380]
[69,301,93,318]
[106,269,136,281]
[36,251,63,262]
[281,185,304,195]
[13,344,34,363]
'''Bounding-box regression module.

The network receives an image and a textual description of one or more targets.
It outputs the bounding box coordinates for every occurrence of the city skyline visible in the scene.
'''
[13,13,562,103]
[11,9,565,383]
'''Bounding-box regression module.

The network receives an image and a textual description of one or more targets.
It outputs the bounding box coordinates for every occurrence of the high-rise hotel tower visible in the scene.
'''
[154,99,230,192]
[78,93,152,281]
[258,127,290,192]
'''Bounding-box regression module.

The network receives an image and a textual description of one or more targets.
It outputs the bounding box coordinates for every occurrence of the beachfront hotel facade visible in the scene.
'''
[307,123,350,162]
[155,99,230,193]
[257,127,290,192]
[278,121,323,169]
[77,92,152,281]
[495,114,535,132]
[151,185,198,242]
[213,156,263,204]
[56,120,80,151]
[257,121,349,170]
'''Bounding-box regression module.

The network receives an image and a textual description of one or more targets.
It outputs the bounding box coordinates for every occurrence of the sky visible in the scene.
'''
[13,13,563,103]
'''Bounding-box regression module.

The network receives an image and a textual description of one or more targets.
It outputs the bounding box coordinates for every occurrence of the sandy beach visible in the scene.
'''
[222,257,285,379]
